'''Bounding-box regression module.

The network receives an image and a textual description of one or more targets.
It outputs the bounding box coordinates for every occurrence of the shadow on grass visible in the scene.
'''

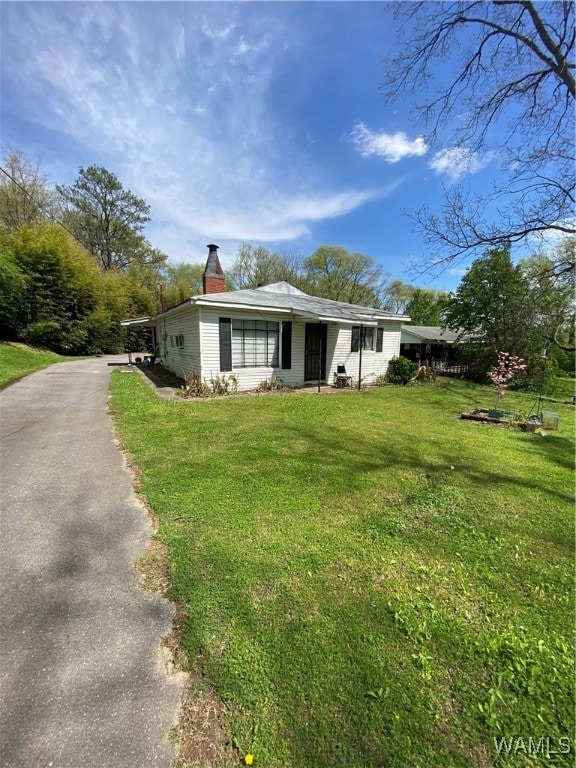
[178,542,478,768]
[175,520,573,768]
[113,375,574,766]
[274,412,574,505]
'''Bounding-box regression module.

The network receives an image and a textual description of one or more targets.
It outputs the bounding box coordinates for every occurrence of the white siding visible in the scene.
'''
[328,321,402,385]
[154,303,402,391]
[199,308,305,391]
[157,305,201,380]
[400,328,424,344]
[198,310,402,391]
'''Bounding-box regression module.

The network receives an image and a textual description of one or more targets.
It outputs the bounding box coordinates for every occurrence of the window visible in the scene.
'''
[351,326,374,352]
[232,320,279,368]
[376,327,384,353]
[170,334,184,348]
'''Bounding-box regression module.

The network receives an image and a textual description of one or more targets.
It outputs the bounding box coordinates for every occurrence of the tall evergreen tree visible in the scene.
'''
[57,165,164,272]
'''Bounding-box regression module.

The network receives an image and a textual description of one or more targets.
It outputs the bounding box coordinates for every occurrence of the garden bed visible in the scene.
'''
[460,408,557,431]
[460,408,519,425]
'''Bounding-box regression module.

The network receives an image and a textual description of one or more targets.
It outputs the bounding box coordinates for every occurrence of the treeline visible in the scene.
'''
[444,244,575,388]
[0,149,449,354]
[218,240,575,387]
[0,149,573,386]
[0,151,164,354]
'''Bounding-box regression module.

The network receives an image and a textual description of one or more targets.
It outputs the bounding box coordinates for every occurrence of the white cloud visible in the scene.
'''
[1,4,384,261]
[428,147,492,182]
[201,20,237,40]
[348,123,427,163]
[175,25,186,62]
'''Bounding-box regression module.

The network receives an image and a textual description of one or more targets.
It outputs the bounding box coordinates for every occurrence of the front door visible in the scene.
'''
[304,323,327,381]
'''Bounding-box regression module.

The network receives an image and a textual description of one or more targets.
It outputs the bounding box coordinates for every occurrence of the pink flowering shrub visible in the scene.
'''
[488,351,527,407]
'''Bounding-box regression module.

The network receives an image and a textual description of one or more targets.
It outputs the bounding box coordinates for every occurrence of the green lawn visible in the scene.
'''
[110,374,575,768]
[0,342,70,388]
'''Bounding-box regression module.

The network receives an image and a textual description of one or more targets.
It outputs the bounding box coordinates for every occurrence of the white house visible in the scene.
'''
[123,245,409,392]
[400,325,470,368]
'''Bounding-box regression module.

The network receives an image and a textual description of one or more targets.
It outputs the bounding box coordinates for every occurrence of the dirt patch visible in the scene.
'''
[171,663,237,768]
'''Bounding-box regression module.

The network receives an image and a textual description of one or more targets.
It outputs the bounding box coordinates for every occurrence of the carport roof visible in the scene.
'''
[120,317,155,327]
[401,325,464,343]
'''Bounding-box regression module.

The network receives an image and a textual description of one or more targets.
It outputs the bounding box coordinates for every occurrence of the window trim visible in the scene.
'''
[231,318,280,369]
[170,334,185,349]
[376,326,384,353]
[351,326,374,352]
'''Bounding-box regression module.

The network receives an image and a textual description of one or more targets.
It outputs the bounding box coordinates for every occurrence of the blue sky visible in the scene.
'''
[1,2,507,290]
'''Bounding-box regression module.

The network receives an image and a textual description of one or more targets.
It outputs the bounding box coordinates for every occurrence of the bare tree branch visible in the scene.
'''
[382,1,575,273]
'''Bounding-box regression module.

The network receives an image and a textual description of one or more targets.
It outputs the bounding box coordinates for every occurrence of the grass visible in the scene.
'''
[109,374,575,768]
[0,341,71,388]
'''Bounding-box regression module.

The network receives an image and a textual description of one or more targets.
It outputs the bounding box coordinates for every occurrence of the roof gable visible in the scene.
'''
[253,281,307,296]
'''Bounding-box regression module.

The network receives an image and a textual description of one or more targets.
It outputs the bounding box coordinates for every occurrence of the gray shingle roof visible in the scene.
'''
[192,282,409,323]
[401,325,463,343]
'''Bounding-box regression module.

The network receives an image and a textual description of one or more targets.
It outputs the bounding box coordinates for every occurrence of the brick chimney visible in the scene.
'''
[202,244,226,294]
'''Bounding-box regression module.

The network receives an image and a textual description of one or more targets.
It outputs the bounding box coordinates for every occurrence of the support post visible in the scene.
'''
[317,324,322,393]
[358,325,363,390]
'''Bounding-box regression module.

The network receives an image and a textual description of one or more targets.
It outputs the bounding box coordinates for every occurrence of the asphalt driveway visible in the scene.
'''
[0,356,182,768]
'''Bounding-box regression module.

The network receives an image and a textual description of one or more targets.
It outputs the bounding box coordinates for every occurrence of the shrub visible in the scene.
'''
[21,320,63,350]
[209,373,238,395]
[256,375,285,392]
[386,356,418,385]
[182,371,210,398]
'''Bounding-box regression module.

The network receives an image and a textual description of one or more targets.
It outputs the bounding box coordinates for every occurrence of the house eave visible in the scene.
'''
[195,299,292,314]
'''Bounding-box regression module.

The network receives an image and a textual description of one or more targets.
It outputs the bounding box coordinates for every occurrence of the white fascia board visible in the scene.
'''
[290,311,322,321]
[370,314,410,322]
[195,300,292,313]
[156,300,195,319]
[317,315,378,327]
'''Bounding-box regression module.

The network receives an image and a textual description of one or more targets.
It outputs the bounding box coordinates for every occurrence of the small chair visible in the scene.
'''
[335,364,352,388]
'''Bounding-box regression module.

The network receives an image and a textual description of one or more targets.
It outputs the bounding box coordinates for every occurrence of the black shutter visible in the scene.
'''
[376,327,383,353]
[281,321,292,369]
[351,326,359,352]
[219,317,232,371]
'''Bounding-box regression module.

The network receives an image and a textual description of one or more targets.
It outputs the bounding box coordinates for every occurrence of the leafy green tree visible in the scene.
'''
[445,244,572,384]
[1,223,160,354]
[444,247,531,357]
[524,249,573,333]
[0,235,27,338]
[382,1,575,271]
[405,288,449,325]
[57,165,163,272]
[529,237,575,353]
[230,243,304,290]
[6,224,104,353]
[162,262,208,308]
[380,280,415,314]
[304,246,389,307]
[0,149,59,231]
